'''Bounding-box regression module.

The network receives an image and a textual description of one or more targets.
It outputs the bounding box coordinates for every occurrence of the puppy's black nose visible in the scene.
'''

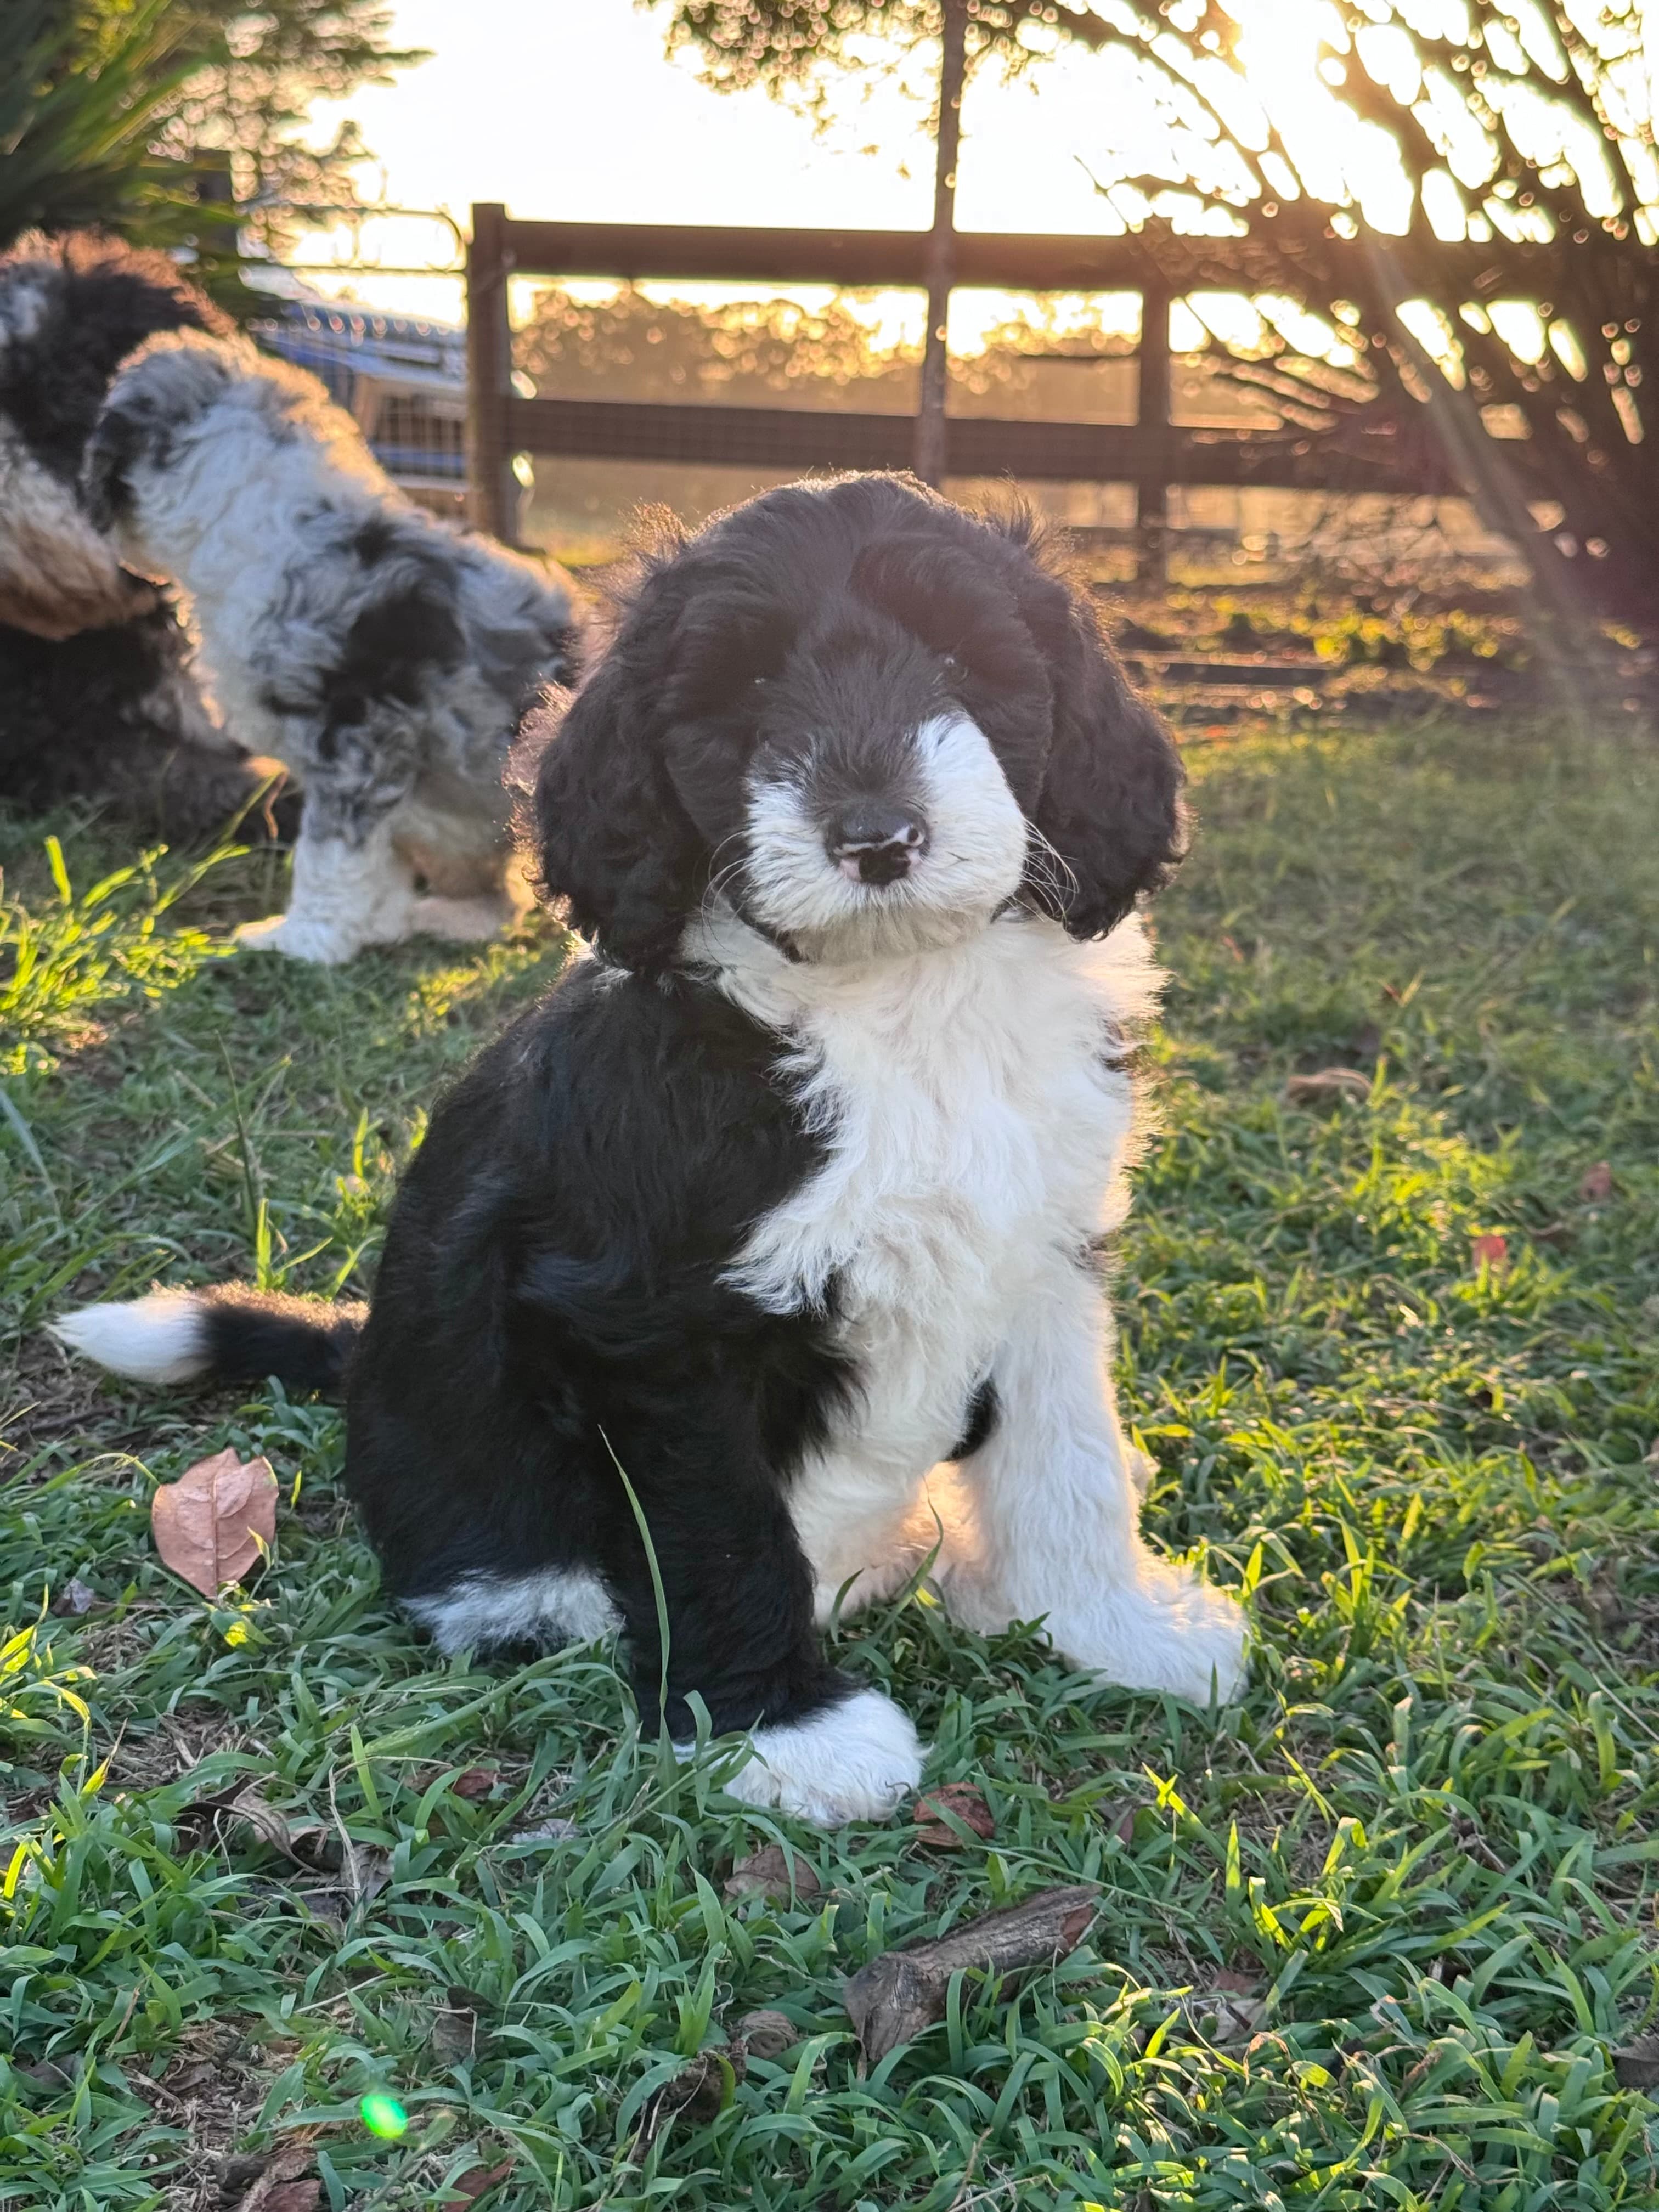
[826,804,928,885]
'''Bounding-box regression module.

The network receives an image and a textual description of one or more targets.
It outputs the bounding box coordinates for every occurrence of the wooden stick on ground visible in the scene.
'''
[843,1885,1101,2063]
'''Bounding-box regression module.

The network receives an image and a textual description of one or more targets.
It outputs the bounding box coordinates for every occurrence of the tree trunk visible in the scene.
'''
[913,0,966,489]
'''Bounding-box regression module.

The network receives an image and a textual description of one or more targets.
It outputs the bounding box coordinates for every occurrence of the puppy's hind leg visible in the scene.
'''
[237,809,417,966]
[596,1430,923,1830]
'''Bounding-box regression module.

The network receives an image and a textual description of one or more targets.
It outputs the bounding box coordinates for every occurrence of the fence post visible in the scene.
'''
[913,0,966,488]
[1136,281,1171,586]
[466,201,516,543]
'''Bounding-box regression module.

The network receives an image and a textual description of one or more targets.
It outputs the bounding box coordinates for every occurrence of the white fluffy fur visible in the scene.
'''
[695,891,1248,1708]
[403,1568,622,1653]
[703,1686,923,1826]
[52,1290,211,1385]
[743,713,1030,961]
[234,821,416,964]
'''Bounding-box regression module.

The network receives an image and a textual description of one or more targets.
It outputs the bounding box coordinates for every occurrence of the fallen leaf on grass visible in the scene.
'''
[431,2001,482,2066]
[153,1450,276,1597]
[732,2008,799,2061]
[628,2049,736,2163]
[1612,2035,1659,2089]
[443,2160,516,2204]
[1284,1068,1371,1107]
[1183,1969,1267,2046]
[451,1767,496,1799]
[228,2139,319,2212]
[50,1575,105,1617]
[843,1884,1098,2064]
[1579,1160,1615,1203]
[180,1784,391,1922]
[911,1784,996,1847]
[723,1843,821,1903]
[261,2188,320,2212]
[1470,1232,1509,1274]
[1105,1801,1141,1846]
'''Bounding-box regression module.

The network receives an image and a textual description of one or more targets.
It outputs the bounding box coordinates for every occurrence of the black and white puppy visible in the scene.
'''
[57,475,1246,1827]
[84,330,583,962]
[0,232,288,839]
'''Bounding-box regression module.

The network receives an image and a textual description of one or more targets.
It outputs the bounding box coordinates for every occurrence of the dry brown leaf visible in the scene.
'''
[1579,1160,1615,1203]
[1612,2034,1659,2089]
[183,1786,391,1922]
[227,1786,298,1855]
[723,1843,821,1904]
[452,1767,497,1799]
[231,2139,318,2212]
[291,1838,393,1926]
[1471,1232,1510,1273]
[152,1449,276,1597]
[844,1884,1098,2063]
[432,2003,481,2065]
[1284,1068,1371,1106]
[444,2160,516,2204]
[262,2188,321,2212]
[733,2008,799,2061]
[50,1575,104,1617]
[628,2050,735,2163]
[912,1784,996,1848]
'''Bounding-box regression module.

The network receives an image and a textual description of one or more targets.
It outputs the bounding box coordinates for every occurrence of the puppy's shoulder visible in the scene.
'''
[408,952,811,1231]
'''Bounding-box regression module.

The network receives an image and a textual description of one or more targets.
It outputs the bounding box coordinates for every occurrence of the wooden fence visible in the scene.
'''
[464,205,1463,566]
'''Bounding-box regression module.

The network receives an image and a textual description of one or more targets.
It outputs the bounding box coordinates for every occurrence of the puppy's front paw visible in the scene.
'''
[1047,1562,1248,1706]
[710,1688,923,1828]
[234,911,360,965]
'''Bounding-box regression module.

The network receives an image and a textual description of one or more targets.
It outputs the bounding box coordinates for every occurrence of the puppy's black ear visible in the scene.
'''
[1016,551,1186,937]
[528,659,705,970]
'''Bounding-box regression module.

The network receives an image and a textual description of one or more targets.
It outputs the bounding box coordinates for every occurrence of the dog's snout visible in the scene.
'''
[826,803,928,885]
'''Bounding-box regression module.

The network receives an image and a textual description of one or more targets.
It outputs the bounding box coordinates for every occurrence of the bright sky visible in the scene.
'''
[293,0,1125,323]
[290,0,1659,374]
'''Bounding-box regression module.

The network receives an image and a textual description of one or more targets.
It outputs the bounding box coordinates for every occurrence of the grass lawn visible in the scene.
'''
[2,717,1657,2211]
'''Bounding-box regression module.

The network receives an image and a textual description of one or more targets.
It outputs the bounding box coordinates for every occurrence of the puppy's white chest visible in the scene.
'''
[728,918,1155,1458]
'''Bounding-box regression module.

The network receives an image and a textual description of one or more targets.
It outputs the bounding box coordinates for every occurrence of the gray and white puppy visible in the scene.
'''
[86,330,582,962]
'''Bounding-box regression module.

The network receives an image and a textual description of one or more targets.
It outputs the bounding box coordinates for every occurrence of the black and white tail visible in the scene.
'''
[54,1286,366,1394]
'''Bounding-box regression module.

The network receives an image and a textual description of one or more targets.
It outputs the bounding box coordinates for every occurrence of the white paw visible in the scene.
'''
[706,1688,923,1829]
[234,911,362,964]
[946,1556,1247,1706]
[1047,1562,1248,1705]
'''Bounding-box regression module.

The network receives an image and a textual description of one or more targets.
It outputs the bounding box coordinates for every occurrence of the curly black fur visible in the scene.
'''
[0,231,283,839]
[0,595,295,842]
[533,473,1186,970]
[0,232,228,488]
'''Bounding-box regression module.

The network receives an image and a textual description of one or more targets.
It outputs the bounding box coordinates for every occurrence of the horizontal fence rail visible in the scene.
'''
[466,206,1466,560]
[504,394,1459,492]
